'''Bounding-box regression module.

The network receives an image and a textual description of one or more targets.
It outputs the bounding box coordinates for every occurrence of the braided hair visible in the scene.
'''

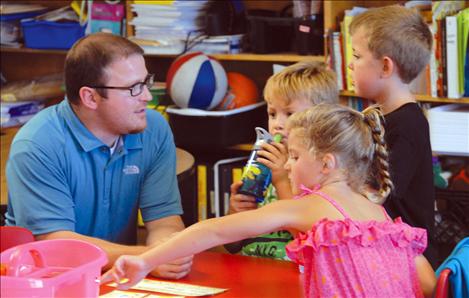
[286,103,393,203]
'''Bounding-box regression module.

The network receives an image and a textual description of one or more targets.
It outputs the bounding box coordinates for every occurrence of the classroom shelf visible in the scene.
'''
[1,47,323,63]
[340,90,469,104]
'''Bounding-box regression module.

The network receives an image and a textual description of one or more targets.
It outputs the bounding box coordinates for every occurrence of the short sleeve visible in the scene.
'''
[138,114,182,222]
[6,140,75,235]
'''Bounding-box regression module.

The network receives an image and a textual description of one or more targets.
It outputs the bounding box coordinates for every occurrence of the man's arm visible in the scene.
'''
[144,215,185,246]
[144,215,193,279]
[36,231,147,270]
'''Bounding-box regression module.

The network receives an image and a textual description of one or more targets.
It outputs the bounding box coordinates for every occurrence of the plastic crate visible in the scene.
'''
[166,102,267,151]
[21,19,86,49]
[247,15,323,55]
[1,239,107,297]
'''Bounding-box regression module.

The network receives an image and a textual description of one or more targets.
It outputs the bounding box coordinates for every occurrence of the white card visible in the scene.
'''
[109,279,227,297]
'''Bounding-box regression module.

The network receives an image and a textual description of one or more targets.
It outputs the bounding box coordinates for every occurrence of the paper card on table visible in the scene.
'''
[146,295,185,298]
[100,290,184,298]
[108,279,228,296]
[99,290,149,298]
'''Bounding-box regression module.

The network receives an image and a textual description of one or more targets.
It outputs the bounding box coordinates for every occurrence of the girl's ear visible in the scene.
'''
[321,153,337,173]
[79,86,100,110]
[381,56,394,79]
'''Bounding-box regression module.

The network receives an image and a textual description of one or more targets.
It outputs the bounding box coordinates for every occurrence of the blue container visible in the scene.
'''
[21,19,86,49]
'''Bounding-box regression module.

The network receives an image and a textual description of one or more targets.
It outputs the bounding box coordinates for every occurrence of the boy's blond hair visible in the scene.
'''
[349,5,432,84]
[263,61,338,105]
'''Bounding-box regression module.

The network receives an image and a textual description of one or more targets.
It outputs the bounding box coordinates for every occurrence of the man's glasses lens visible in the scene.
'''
[131,74,154,97]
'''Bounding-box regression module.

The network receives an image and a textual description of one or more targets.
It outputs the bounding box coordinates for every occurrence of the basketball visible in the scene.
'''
[166,52,227,110]
[215,72,259,110]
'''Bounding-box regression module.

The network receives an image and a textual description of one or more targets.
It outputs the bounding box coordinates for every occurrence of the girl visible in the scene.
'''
[102,104,436,297]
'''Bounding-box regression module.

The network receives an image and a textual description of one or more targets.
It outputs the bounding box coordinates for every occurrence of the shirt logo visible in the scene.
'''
[123,165,140,175]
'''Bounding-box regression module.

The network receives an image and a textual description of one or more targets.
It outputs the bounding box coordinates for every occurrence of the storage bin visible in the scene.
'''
[21,19,86,49]
[1,239,107,297]
[247,14,323,55]
[166,102,267,150]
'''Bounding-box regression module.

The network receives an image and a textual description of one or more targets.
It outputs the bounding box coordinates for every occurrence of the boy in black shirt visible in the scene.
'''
[349,5,437,267]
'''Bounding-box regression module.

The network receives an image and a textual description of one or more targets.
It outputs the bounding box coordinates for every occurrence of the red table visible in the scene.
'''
[102,251,305,297]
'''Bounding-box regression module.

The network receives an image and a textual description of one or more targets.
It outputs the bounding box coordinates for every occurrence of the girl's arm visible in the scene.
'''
[415,255,436,297]
[102,199,313,289]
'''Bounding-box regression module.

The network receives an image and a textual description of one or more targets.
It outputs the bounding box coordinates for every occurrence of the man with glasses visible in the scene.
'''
[5,33,193,279]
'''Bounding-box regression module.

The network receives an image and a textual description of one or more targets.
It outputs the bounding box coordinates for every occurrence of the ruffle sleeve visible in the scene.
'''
[286,217,427,264]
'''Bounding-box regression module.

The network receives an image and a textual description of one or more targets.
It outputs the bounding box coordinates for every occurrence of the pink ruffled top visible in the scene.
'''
[286,186,427,298]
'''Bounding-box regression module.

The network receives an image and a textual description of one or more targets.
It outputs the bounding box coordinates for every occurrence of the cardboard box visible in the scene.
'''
[428,104,469,155]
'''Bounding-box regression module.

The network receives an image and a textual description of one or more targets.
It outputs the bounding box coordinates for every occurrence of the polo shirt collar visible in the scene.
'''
[60,100,143,152]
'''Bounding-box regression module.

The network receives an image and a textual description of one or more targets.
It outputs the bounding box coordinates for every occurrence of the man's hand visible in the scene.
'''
[228,181,257,214]
[149,255,193,279]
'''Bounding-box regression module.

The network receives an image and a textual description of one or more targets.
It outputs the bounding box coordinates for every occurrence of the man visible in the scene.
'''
[5,33,192,279]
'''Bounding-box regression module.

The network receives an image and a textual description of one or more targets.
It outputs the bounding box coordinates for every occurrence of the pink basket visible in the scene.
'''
[1,239,107,297]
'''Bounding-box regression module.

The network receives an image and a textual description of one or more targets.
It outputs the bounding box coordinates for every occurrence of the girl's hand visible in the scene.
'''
[257,142,289,185]
[101,255,150,290]
[228,181,257,214]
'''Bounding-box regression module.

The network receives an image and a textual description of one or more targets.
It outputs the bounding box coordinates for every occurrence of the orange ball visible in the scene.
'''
[215,72,259,110]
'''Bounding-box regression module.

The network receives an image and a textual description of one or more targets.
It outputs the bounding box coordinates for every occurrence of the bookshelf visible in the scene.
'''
[340,90,469,105]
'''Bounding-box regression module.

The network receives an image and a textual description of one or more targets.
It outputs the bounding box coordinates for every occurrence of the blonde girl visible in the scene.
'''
[102,104,436,297]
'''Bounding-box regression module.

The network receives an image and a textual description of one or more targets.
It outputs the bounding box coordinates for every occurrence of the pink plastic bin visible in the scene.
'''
[1,239,107,297]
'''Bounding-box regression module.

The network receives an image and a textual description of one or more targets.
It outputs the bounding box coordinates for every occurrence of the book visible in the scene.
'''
[446,15,459,98]
[332,31,344,90]
[341,7,367,91]
[430,1,466,97]
[457,8,469,97]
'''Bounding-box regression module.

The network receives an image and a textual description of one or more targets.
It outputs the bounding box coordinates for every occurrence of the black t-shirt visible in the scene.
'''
[383,102,437,267]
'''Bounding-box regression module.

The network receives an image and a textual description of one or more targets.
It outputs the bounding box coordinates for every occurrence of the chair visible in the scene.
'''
[0,226,34,253]
[435,268,452,298]
[435,237,469,298]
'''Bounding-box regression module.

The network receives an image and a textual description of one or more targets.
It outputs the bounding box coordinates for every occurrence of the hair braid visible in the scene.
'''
[362,106,393,203]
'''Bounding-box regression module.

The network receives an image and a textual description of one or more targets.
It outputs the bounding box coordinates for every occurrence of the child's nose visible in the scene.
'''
[348,62,354,70]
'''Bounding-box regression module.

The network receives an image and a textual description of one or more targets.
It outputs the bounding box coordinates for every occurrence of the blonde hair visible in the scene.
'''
[263,60,339,105]
[286,104,393,203]
[349,5,432,83]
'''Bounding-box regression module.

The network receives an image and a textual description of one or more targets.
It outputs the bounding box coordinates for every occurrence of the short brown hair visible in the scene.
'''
[349,5,432,83]
[65,33,144,105]
[263,60,339,105]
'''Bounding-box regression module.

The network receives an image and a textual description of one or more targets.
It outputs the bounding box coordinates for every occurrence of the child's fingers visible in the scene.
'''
[100,269,120,285]
[230,181,243,193]
[116,280,136,291]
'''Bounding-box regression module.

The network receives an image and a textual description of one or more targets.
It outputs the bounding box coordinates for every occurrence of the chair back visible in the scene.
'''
[435,268,452,298]
[0,226,34,253]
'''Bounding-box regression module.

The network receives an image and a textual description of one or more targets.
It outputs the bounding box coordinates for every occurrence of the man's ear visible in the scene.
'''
[381,56,394,79]
[322,153,337,173]
[79,87,100,110]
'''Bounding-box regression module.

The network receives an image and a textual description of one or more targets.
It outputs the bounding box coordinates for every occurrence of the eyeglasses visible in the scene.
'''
[90,74,155,97]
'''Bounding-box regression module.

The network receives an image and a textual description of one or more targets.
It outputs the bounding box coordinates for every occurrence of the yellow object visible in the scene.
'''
[137,210,144,227]
[70,0,87,21]
[197,165,208,221]
[232,168,243,183]
[134,0,174,5]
